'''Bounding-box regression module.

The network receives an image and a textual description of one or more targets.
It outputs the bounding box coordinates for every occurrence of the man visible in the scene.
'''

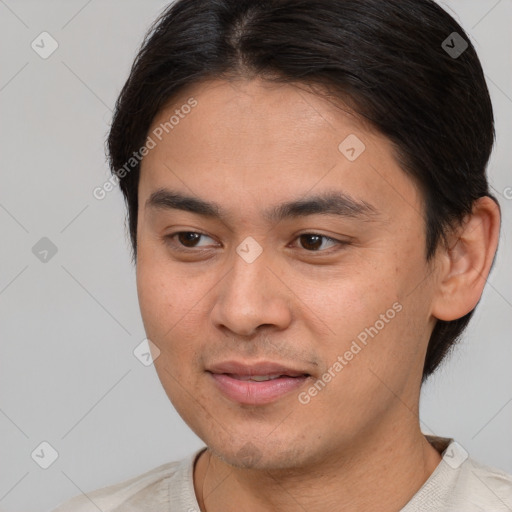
[54,0,512,510]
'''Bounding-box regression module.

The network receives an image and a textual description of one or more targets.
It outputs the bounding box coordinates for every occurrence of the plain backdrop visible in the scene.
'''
[0,1,511,511]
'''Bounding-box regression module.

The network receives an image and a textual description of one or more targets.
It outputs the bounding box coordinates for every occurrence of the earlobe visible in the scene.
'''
[431,196,501,322]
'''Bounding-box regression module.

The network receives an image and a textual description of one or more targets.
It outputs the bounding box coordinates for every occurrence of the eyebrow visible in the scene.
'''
[145,188,378,223]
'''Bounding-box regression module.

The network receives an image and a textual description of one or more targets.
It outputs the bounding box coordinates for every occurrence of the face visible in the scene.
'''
[136,78,439,471]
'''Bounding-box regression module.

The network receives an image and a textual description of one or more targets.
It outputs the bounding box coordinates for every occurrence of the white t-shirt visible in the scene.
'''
[51,435,512,511]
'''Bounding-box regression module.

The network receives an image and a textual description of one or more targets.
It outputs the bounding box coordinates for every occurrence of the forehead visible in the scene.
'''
[139,78,422,225]
[149,77,372,155]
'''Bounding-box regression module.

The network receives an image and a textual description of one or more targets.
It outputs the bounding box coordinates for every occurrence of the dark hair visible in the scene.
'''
[107,0,496,382]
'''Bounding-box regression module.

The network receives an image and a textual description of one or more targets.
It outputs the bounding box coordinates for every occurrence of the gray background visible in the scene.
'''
[0,1,510,511]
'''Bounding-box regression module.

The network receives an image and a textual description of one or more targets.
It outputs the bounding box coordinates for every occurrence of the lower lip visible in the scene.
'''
[208,372,310,405]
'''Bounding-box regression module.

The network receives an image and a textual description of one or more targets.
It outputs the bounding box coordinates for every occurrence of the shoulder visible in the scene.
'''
[437,438,512,510]
[50,450,200,512]
[457,456,512,510]
[404,437,512,511]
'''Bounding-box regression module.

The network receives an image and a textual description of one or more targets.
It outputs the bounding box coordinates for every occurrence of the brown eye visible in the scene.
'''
[298,234,338,251]
[164,231,218,251]
[177,232,202,247]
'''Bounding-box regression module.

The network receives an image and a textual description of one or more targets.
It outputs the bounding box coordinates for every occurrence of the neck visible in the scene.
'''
[193,414,442,512]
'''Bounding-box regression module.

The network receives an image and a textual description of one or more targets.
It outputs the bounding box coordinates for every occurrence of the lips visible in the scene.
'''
[207,360,311,378]
[206,360,312,405]
[229,374,287,382]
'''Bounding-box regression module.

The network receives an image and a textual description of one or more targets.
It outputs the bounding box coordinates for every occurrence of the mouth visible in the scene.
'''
[224,373,310,381]
[206,360,313,405]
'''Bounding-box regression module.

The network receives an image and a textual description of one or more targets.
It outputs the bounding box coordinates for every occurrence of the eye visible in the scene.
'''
[293,233,345,252]
[165,231,218,250]
[164,231,347,254]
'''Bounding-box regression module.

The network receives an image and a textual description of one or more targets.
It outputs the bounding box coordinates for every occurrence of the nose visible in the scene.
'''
[210,250,293,337]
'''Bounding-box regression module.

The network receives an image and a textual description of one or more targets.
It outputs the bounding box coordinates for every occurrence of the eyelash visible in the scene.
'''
[163,231,348,254]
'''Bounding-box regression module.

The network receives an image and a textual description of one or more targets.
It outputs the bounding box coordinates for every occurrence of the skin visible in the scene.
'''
[135,77,500,512]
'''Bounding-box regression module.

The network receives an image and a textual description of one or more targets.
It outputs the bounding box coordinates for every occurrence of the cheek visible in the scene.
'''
[137,253,202,330]
[136,256,215,371]
[136,261,207,408]
[298,247,428,372]
[136,263,172,333]
[291,259,401,335]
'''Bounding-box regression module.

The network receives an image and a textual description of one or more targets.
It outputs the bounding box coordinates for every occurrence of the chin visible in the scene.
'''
[208,436,312,472]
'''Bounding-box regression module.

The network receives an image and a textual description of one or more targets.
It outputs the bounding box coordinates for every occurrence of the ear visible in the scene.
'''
[431,196,501,321]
